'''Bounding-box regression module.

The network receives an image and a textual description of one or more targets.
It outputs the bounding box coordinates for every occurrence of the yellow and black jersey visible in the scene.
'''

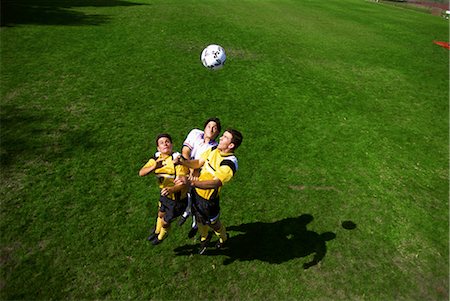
[142,152,189,200]
[195,146,238,200]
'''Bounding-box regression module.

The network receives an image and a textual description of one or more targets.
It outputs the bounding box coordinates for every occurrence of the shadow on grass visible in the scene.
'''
[1,0,145,27]
[174,214,336,268]
[0,104,98,167]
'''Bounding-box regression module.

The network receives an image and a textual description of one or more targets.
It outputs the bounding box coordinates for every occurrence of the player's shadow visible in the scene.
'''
[1,0,145,27]
[1,104,99,167]
[174,214,336,268]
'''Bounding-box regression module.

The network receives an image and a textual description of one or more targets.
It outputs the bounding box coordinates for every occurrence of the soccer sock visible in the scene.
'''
[191,215,197,229]
[158,224,170,241]
[214,223,227,243]
[198,223,209,241]
[155,217,163,234]
[182,196,192,218]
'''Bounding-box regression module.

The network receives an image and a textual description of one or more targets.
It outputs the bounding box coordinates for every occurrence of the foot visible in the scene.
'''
[215,233,230,249]
[198,233,212,255]
[147,229,157,241]
[151,237,163,245]
[188,227,198,239]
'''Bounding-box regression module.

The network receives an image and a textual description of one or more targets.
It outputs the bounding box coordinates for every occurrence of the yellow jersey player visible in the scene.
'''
[175,128,243,254]
[139,134,189,245]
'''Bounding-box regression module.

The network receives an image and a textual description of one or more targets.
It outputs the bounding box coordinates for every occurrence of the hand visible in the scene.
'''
[174,177,188,186]
[173,154,184,166]
[155,159,164,169]
[188,175,199,182]
[190,169,200,180]
[161,187,172,196]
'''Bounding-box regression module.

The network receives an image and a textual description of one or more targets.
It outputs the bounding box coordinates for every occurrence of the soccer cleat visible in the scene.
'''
[215,233,230,249]
[198,233,212,255]
[151,237,163,246]
[147,229,157,241]
[188,227,198,239]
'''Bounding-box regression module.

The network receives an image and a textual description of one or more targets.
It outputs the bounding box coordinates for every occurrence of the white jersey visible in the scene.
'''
[183,129,218,160]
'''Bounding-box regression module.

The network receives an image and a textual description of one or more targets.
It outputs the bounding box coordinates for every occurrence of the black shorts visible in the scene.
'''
[159,195,188,223]
[191,189,220,225]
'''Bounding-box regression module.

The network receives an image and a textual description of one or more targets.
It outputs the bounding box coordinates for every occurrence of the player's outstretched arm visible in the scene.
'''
[191,178,222,189]
[181,145,191,162]
[174,156,205,170]
[173,176,222,189]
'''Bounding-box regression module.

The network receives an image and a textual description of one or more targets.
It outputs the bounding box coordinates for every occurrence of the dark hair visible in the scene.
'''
[226,128,243,150]
[155,133,172,145]
[204,117,221,133]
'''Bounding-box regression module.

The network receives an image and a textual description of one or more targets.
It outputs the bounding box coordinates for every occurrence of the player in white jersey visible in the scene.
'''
[183,128,218,160]
[178,118,221,238]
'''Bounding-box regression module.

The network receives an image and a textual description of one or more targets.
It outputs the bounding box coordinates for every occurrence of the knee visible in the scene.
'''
[210,220,222,231]
[160,216,169,228]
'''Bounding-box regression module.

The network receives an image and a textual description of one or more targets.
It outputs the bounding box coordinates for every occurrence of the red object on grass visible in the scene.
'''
[433,41,450,49]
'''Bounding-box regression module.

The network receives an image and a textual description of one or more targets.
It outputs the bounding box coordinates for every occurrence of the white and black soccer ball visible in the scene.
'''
[200,44,226,70]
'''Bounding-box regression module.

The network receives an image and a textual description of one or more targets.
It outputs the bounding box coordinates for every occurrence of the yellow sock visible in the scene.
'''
[214,223,227,243]
[158,224,169,240]
[155,217,163,234]
[198,224,209,241]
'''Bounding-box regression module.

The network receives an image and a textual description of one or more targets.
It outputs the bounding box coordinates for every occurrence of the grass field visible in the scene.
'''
[1,0,448,300]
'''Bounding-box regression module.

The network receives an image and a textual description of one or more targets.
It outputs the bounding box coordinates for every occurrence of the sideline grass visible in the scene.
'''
[1,0,448,300]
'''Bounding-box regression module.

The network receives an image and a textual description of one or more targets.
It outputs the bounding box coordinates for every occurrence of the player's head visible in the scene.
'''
[218,128,243,152]
[227,128,243,150]
[155,133,173,154]
[203,117,221,140]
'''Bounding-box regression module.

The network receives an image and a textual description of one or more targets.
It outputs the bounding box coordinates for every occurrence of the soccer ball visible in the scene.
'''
[200,44,226,70]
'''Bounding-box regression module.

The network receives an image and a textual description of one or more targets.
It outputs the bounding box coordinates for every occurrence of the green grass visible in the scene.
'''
[1,0,448,300]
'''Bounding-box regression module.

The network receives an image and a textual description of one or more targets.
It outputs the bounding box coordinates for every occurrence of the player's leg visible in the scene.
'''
[197,222,212,255]
[210,219,228,248]
[208,199,228,248]
[152,197,175,245]
[153,211,169,244]
[188,190,200,238]
[148,201,163,241]
[188,215,198,238]
[159,212,170,238]
[193,194,213,254]
[178,192,192,226]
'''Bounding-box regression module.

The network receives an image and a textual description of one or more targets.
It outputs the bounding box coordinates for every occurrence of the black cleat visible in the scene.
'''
[188,227,198,239]
[216,233,230,249]
[198,233,212,255]
[147,230,157,241]
[151,237,163,245]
